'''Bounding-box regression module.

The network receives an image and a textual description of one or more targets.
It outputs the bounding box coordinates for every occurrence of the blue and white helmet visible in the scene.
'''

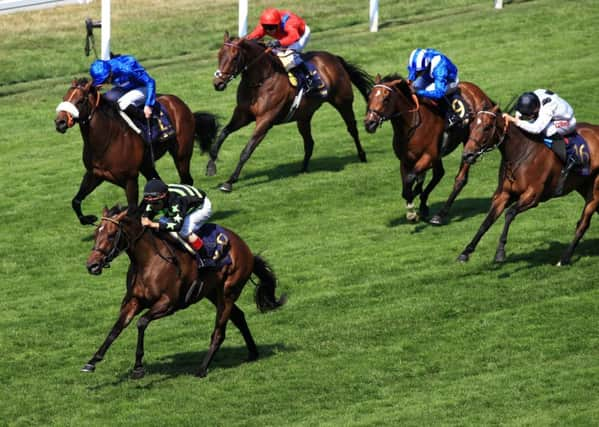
[408,48,430,72]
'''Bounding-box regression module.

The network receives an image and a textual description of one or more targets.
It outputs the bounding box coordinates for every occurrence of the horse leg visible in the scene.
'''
[494,192,540,262]
[206,107,253,177]
[457,191,511,262]
[220,118,273,192]
[401,165,418,222]
[131,297,175,379]
[170,148,194,185]
[73,171,103,225]
[331,101,367,163]
[297,118,315,172]
[430,161,471,226]
[197,294,234,378]
[558,180,599,265]
[81,298,141,373]
[125,178,140,216]
[419,160,445,220]
[229,303,259,361]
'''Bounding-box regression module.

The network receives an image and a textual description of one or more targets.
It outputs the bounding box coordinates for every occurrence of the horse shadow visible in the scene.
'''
[229,154,363,190]
[88,342,291,388]
[387,197,492,229]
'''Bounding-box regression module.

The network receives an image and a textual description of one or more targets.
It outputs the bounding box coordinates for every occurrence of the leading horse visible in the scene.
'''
[364,74,496,225]
[83,206,286,378]
[55,78,218,225]
[209,32,373,192]
[459,105,599,265]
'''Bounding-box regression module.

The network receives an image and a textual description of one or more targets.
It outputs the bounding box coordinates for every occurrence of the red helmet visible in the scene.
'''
[260,8,281,26]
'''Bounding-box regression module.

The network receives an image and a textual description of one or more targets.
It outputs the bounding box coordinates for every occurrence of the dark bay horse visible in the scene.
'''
[364,74,496,224]
[209,31,373,192]
[83,206,286,378]
[458,105,599,265]
[55,78,218,225]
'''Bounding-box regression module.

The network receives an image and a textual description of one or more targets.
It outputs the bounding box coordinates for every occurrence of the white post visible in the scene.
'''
[369,0,379,32]
[238,0,248,37]
[101,0,111,59]
[494,0,503,9]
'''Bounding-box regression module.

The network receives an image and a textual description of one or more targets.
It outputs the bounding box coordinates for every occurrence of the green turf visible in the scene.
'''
[1,0,599,425]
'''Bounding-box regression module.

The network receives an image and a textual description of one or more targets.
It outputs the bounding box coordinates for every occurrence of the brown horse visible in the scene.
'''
[458,105,599,265]
[83,206,286,378]
[364,74,496,225]
[209,31,373,192]
[55,78,218,225]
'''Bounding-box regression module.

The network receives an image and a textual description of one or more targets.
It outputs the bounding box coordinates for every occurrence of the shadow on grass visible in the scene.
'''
[88,342,292,388]
[387,197,491,229]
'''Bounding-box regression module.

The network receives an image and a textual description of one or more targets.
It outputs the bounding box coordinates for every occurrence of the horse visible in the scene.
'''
[209,31,373,192]
[83,206,286,378]
[458,105,599,265]
[364,74,496,225]
[55,78,218,225]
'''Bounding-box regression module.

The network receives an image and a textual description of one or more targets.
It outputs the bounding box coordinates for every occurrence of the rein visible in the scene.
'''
[214,42,273,84]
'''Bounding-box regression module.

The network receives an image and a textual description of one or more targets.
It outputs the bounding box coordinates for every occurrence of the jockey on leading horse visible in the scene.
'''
[245,8,318,94]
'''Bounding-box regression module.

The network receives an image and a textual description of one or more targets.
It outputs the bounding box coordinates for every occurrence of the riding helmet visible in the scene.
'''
[408,48,430,72]
[260,8,281,26]
[515,92,540,120]
[143,179,168,199]
[90,60,112,86]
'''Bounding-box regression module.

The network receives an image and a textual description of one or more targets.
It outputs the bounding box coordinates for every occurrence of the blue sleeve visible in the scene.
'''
[407,66,417,81]
[416,61,449,100]
[130,60,156,107]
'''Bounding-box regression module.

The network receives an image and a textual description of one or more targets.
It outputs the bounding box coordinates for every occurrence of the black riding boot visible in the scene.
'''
[441,97,461,129]
[297,62,315,93]
[554,155,580,196]
[195,246,216,270]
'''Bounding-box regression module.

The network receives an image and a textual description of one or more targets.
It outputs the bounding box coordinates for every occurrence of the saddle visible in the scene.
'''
[127,103,176,144]
[287,59,327,98]
[166,223,232,269]
[543,133,591,176]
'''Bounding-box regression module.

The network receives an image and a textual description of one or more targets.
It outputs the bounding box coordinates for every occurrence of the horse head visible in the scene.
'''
[86,206,139,275]
[364,73,419,134]
[462,105,505,165]
[55,78,98,133]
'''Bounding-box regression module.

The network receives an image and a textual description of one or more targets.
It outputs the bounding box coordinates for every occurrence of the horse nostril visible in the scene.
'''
[87,263,102,275]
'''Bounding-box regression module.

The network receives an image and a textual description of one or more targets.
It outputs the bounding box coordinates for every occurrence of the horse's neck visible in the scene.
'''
[125,227,166,266]
[242,48,281,86]
[81,104,131,156]
[501,125,540,163]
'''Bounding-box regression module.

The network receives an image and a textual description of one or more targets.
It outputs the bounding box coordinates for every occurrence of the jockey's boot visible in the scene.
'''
[296,62,315,94]
[191,238,216,270]
[440,132,451,156]
[441,97,461,129]
[554,155,580,196]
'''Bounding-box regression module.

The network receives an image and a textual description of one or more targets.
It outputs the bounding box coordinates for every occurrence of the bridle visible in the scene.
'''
[465,110,509,160]
[56,83,100,127]
[214,41,272,84]
[366,81,421,129]
[90,217,130,268]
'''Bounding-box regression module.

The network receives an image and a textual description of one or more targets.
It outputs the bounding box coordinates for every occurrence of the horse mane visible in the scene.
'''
[106,204,126,217]
[380,73,405,83]
[239,38,287,75]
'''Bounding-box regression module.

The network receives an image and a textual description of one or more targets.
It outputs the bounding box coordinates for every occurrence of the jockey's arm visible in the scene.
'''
[246,25,266,40]
[278,26,301,48]
[514,109,553,135]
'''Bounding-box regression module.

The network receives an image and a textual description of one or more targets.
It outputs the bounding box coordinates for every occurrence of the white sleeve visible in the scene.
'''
[515,107,553,134]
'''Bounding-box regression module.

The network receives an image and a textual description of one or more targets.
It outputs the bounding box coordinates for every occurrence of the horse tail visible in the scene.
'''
[193,112,219,153]
[336,56,374,103]
[252,255,287,313]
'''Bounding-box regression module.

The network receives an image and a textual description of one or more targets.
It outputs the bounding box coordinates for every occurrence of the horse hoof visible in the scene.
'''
[358,152,367,163]
[429,215,444,226]
[79,215,98,226]
[494,252,506,263]
[195,368,208,378]
[131,367,145,379]
[206,161,216,176]
[219,182,233,193]
[81,363,95,373]
[406,211,419,222]
[247,352,259,362]
[457,253,469,263]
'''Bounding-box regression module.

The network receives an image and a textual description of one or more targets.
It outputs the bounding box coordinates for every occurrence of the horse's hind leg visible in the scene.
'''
[73,171,103,225]
[197,293,234,377]
[430,161,471,226]
[229,303,259,361]
[419,160,445,219]
[297,118,315,172]
[331,101,367,163]
[494,193,539,262]
[81,298,141,373]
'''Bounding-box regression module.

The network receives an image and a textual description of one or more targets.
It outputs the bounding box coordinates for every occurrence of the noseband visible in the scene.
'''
[56,85,99,127]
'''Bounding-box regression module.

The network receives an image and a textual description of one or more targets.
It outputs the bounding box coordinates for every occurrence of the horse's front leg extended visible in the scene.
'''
[81,298,140,373]
[206,107,253,177]
[220,117,274,192]
[430,160,470,226]
[73,171,103,225]
[458,191,511,262]
[197,295,234,378]
[400,165,418,222]
[495,191,540,262]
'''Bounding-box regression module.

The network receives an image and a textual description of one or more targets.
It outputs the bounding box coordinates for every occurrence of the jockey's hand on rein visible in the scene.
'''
[267,40,281,49]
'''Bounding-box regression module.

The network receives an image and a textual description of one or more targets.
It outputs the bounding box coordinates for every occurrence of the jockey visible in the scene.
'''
[141,179,215,269]
[245,8,315,92]
[503,89,580,195]
[89,54,156,134]
[407,48,461,128]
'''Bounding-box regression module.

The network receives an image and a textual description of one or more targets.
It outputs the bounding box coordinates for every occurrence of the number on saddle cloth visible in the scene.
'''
[544,133,590,175]
[444,90,468,126]
[197,223,232,267]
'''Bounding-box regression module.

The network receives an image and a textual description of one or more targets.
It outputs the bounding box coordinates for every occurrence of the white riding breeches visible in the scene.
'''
[179,197,213,238]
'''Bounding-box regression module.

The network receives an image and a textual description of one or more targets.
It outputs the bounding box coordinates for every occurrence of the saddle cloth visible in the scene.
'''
[446,89,470,124]
[287,59,327,98]
[167,223,232,268]
[133,103,176,144]
[544,133,591,176]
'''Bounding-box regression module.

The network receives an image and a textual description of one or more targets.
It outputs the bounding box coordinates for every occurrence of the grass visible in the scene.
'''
[1,0,599,425]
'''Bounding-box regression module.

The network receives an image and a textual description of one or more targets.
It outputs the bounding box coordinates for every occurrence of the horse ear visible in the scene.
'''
[102,206,109,216]
[491,104,500,113]
[375,74,382,84]
[224,31,230,41]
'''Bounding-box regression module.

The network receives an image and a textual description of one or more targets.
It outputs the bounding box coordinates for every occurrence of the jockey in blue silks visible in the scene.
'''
[407,48,461,129]
[89,55,156,133]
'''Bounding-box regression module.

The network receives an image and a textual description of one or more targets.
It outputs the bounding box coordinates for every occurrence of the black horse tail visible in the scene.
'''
[337,56,374,103]
[253,255,287,313]
[193,112,219,153]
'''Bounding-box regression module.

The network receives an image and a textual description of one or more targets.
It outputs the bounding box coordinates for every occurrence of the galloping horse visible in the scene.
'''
[364,74,496,224]
[83,206,286,378]
[209,32,373,192]
[55,78,218,225]
[458,105,599,265]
